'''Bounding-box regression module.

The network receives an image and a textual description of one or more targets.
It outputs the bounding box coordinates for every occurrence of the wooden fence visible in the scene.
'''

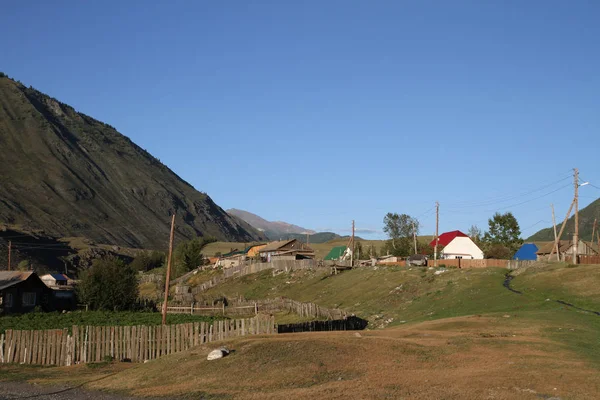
[165,297,348,320]
[0,315,275,367]
[579,255,600,264]
[190,260,321,295]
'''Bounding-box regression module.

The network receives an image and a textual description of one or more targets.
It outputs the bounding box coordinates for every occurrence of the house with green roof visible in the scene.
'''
[324,246,348,261]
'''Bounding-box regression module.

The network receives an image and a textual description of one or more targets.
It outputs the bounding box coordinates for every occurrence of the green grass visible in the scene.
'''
[0,310,220,334]
[199,263,600,366]
[201,267,538,324]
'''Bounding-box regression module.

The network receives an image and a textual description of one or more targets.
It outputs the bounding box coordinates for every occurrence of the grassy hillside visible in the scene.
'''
[4,263,600,399]
[203,236,434,259]
[0,76,264,248]
[528,197,600,241]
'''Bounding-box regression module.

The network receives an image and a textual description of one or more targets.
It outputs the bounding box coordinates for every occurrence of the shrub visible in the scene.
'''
[130,251,165,272]
[77,257,139,311]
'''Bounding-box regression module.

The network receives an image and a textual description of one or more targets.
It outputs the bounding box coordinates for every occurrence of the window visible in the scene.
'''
[3,293,13,308]
[22,292,36,307]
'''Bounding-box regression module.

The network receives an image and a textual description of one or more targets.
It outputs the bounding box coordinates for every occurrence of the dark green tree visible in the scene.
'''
[77,257,138,311]
[173,237,216,277]
[382,213,419,256]
[482,212,523,257]
[130,251,165,272]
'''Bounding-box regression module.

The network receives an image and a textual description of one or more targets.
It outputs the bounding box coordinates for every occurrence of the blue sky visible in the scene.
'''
[2,1,599,239]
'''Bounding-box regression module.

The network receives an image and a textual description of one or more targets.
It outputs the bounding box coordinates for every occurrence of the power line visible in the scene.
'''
[445,175,572,210]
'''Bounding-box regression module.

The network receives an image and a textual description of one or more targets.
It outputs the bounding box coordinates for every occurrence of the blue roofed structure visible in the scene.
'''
[50,274,68,281]
[513,243,538,261]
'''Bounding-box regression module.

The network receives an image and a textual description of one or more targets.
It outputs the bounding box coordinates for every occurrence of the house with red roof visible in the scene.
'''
[429,230,484,259]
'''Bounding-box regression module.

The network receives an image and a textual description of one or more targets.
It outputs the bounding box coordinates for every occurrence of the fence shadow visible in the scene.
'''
[277,316,368,334]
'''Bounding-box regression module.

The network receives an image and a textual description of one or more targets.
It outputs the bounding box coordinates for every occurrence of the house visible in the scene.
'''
[377,255,404,264]
[0,272,50,314]
[429,230,484,259]
[216,244,267,268]
[246,244,266,258]
[41,273,70,288]
[513,243,539,261]
[536,240,598,261]
[259,239,314,261]
[324,246,349,261]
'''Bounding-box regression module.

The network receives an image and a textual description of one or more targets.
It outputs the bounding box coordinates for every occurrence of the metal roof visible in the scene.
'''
[324,246,347,260]
[0,271,35,291]
[50,273,68,281]
[260,239,298,253]
[429,231,468,248]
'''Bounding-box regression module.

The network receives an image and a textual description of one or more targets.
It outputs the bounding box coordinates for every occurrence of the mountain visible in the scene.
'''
[281,232,348,244]
[527,197,600,242]
[227,209,315,239]
[0,75,265,248]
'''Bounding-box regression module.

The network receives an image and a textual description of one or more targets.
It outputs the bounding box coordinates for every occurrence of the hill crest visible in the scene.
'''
[0,75,265,248]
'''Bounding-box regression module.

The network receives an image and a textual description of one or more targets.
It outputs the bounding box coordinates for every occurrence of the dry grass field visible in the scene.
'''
[3,312,599,399]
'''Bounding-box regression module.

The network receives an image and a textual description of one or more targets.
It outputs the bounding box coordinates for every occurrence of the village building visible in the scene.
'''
[513,243,539,261]
[430,230,484,259]
[377,255,404,264]
[324,246,349,261]
[0,271,50,314]
[536,240,598,261]
[216,244,267,268]
[259,239,314,261]
[40,273,71,289]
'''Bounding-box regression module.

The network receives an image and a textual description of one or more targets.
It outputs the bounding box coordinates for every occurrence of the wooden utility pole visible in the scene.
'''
[7,240,11,271]
[350,220,355,266]
[162,214,176,325]
[551,204,560,261]
[412,221,418,254]
[434,202,439,267]
[550,200,575,261]
[592,218,597,252]
[573,168,579,264]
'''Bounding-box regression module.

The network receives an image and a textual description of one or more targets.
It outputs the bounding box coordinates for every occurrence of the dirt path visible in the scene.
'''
[0,381,154,400]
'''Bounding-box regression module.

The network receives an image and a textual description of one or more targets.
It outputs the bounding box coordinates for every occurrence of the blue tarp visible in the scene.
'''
[513,243,538,260]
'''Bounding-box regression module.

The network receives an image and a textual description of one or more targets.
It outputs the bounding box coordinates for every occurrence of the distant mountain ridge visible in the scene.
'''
[227,209,315,238]
[226,209,353,244]
[528,197,600,242]
[0,75,265,248]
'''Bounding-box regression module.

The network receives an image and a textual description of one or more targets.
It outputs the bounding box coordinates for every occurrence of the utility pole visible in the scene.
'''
[550,200,575,261]
[412,221,418,254]
[573,168,579,264]
[551,204,560,261]
[7,240,11,271]
[162,214,176,325]
[592,218,597,252]
[434,201,439,267]
[306,232,309,246]
[351,220,355,267]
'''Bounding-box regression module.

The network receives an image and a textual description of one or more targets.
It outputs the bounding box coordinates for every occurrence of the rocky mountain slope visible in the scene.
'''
[227,209,315,239]
[0,75,265,248]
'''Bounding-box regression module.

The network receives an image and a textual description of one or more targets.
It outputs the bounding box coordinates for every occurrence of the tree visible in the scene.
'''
[482,212,523,257]
[130,251,165,272]
[77,257,138,311]
[468,225,482,245]
[173,237,216,277]
[382,213,419,256]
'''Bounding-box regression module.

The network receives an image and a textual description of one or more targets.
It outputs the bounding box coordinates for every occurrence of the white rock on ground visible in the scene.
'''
[207,347,230,361]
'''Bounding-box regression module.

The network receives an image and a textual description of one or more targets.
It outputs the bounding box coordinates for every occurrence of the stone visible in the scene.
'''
[207,347,230,361]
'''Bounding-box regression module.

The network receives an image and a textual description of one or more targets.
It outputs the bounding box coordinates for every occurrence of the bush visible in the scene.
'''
[130,251,165,272]
[77,257,139,311]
